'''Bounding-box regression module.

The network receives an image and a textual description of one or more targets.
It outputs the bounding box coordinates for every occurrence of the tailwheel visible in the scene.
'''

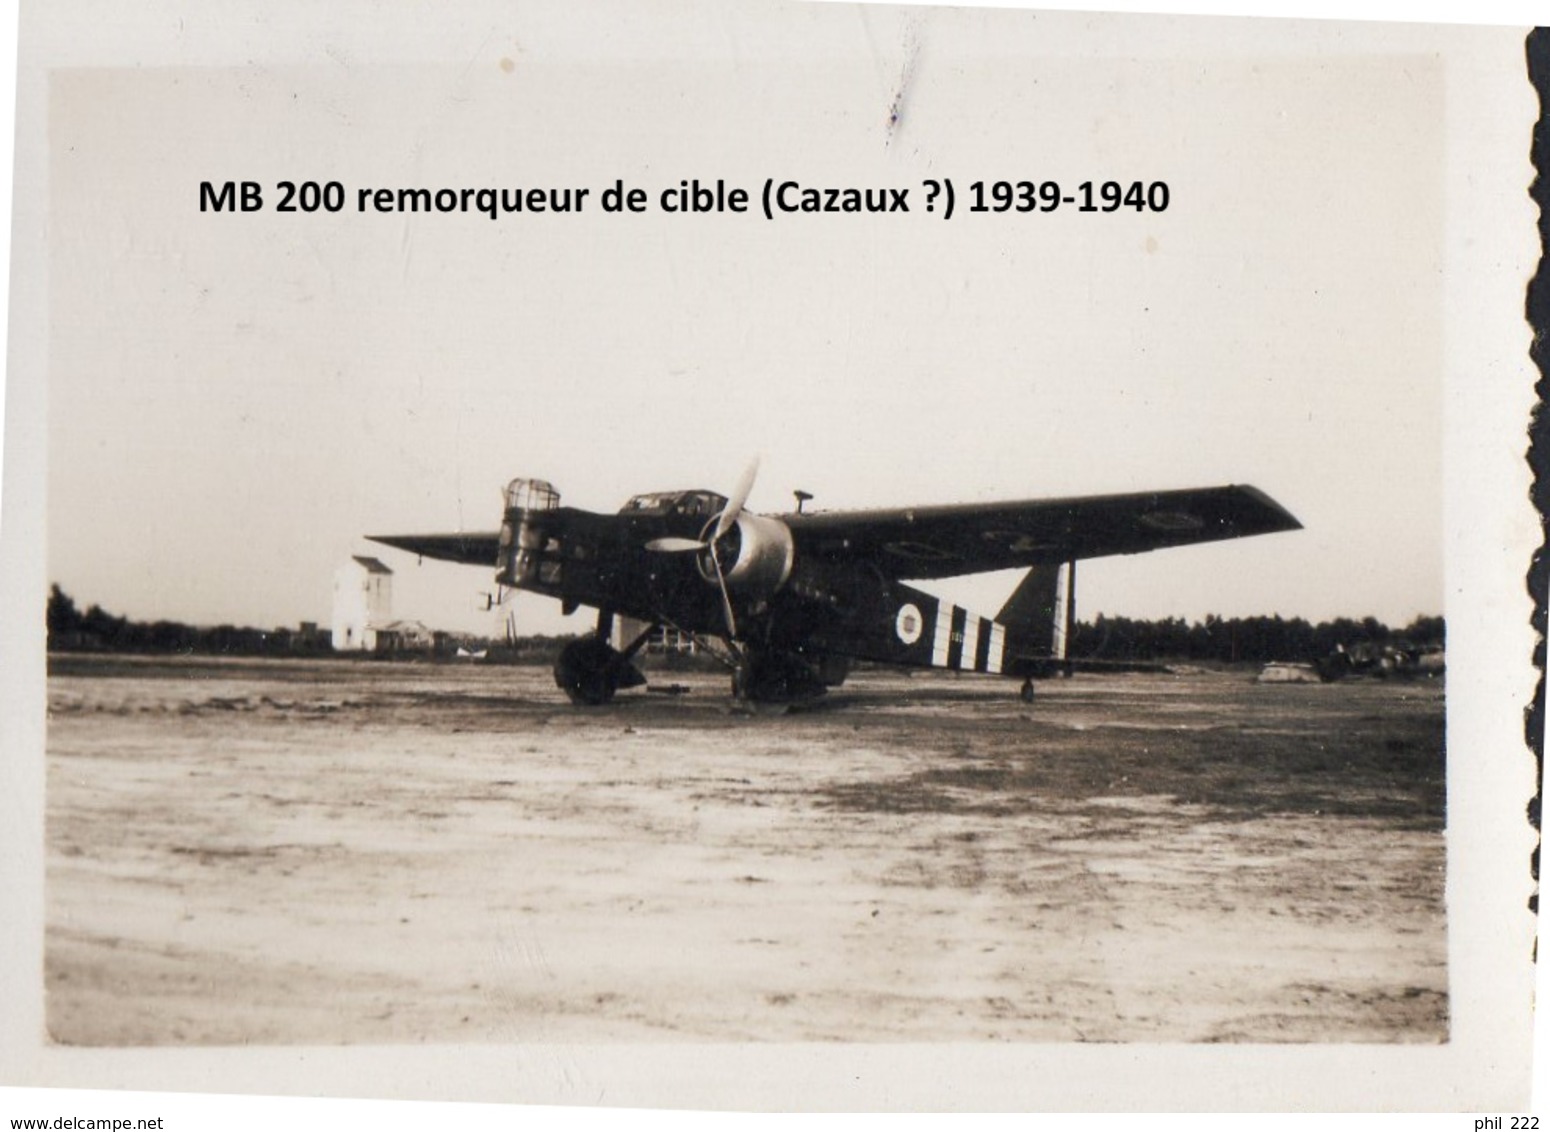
[1019,677,1037,704]
[555,637,640,706]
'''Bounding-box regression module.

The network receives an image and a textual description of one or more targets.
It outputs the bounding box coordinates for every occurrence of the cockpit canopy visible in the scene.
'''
[505,478,560,512]
[619,489,729,518]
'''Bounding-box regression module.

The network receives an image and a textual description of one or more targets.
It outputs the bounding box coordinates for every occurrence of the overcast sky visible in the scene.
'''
[45,6,1452,636]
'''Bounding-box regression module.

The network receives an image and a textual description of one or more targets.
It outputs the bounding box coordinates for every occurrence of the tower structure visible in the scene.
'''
[332,555,393,651]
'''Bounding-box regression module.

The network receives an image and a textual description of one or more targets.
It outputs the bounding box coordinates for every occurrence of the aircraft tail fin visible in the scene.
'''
[996,563,1074,661]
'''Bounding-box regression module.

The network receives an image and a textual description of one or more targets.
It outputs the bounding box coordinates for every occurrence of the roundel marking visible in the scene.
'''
[895,602,924,645]
[982,529,1055,554]
[1140,510,1205,533]
[883,540,956,561]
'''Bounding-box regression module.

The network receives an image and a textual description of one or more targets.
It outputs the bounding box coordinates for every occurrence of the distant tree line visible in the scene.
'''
[1070,612,1444,665]
[45,584,569,660]
[46,585,336,656]
[46,584,1443,666]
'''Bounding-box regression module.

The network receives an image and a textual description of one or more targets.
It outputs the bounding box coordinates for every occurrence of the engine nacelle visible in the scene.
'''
[698,513,795,601]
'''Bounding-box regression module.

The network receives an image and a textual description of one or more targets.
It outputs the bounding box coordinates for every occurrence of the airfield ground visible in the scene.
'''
[43,655,1446,1045]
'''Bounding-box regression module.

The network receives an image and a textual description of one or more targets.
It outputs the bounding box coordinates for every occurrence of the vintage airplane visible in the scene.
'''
[368,462,1300,705]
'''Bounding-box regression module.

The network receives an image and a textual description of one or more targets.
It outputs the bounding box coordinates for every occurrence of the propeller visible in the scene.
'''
[644,456,761,556]
[707,542,739,641]
[716,455,760,541]
[644,536,707,553]
[644,456,760,645]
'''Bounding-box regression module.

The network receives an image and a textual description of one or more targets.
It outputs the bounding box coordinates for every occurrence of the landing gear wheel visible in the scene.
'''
[554,637,622,706]
[1020,678,1037,705]
[730,650,828,704]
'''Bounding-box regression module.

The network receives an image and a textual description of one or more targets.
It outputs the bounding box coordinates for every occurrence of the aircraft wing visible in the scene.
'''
[783,484,1300,580]
[366,531,502,567]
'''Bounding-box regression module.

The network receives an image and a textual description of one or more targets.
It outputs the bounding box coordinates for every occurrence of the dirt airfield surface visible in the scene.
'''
[43,654,1446,1046]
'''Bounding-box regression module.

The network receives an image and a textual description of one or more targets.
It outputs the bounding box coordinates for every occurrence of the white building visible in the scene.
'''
[332,556,393,651]
[612,616,697,655]
[374,619,437,654]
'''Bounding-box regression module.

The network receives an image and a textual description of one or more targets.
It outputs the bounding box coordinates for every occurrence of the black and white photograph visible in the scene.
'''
[0,0,1539,1117]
